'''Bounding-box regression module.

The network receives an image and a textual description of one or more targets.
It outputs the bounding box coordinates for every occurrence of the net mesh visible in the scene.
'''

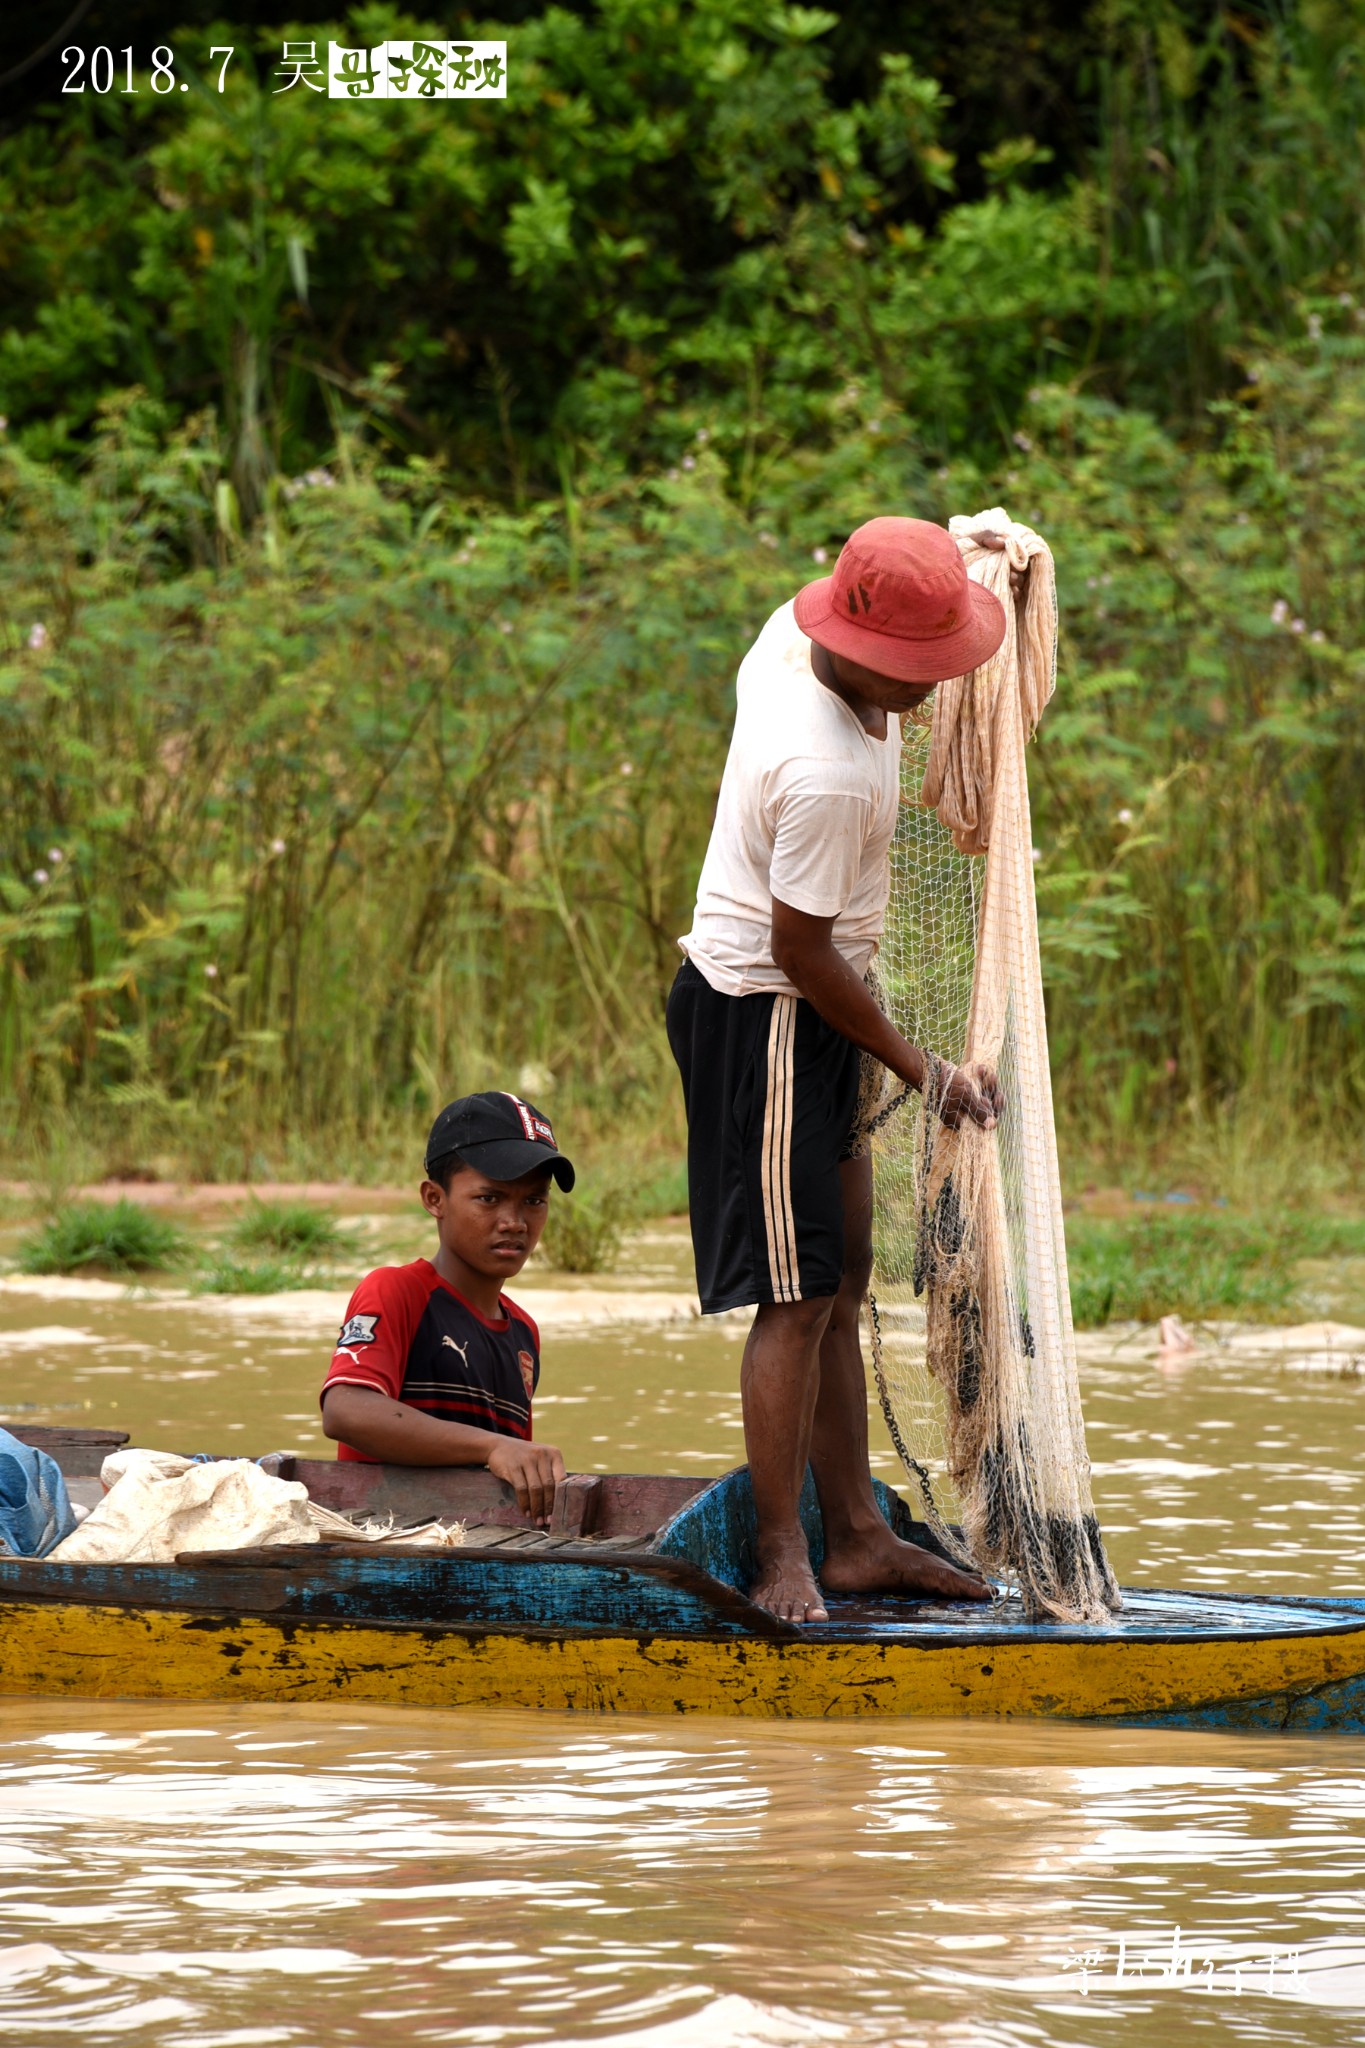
[861,510,1121,1625]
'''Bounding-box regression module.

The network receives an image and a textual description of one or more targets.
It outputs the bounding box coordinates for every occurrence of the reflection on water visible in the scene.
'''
[3,1229,1365,2043]
[4,1707,1365,2044]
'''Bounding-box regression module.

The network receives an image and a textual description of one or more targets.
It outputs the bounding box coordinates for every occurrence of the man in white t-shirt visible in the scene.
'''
[667,516,1012,1624]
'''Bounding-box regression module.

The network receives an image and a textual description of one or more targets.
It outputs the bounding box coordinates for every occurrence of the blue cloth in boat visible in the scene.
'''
[0,1426,78,1558]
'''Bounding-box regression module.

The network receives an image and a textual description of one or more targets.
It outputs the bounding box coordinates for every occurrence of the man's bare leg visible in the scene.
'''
[742,1295,835,1623]
[810,1154,991,1603]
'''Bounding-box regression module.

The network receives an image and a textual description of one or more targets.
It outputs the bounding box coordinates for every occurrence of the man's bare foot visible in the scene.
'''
[821,1526,991,1603]
[749,1537,829,1624]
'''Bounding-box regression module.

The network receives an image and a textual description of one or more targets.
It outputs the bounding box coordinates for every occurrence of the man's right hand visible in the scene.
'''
[485,1437,567,1526]
[935,1060,1003,1131]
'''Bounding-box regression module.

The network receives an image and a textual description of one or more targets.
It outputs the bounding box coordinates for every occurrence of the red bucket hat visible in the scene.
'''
[793,516,1007,684]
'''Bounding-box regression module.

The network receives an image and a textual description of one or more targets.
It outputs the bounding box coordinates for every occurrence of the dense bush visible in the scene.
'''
[1,4,1363,1174]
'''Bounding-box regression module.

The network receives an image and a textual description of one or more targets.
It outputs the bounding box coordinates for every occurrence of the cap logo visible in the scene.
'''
[502,1092,554,1146]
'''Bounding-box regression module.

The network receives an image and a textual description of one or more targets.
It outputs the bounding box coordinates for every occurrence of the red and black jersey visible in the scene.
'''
[320,1258,541,1462]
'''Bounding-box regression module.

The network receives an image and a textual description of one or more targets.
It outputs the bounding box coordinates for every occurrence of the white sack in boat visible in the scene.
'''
[47,1451,317,1564]
[44,1449,467,1561]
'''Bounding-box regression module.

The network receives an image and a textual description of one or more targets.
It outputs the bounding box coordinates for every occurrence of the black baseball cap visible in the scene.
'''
[424,1091,575,1191]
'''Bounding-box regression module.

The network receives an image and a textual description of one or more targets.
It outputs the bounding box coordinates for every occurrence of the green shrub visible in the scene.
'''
[192,1254,316,1295]
[1065,1210,1365,1328]
[16,1199,187,1275]
[634,1159,690,1220]
[226,1199,350,1259]
[540,1187,630,1275]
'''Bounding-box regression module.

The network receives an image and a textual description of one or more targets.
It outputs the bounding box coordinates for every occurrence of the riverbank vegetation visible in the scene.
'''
[7,1191,1365,1327]
[1,3,1363,1198]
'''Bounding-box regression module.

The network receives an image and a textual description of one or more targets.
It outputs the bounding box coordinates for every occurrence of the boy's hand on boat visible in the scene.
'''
[486,1438,566,1527]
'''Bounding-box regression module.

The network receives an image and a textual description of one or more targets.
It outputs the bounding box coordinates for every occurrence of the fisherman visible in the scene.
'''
[667,518,1015,1624]
[320,1092,574,1528]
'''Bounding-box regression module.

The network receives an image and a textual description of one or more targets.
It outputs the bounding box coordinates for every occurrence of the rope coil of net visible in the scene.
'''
[858,509,1121,1625]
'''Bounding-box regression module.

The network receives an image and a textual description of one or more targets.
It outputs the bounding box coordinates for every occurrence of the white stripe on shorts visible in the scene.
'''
[761,997,800,1300]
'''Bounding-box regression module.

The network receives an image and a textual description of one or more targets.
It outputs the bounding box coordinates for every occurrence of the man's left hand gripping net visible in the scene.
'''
[855,511,1122,1626]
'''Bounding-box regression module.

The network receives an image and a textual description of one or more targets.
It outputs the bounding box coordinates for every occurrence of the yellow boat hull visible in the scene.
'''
[5,1598,1365,1727]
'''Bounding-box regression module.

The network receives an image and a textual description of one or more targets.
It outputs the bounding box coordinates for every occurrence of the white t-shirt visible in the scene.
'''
[680,600,902,997]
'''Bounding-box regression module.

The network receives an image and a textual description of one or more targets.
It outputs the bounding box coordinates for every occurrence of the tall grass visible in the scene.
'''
[3,333,1363,1186]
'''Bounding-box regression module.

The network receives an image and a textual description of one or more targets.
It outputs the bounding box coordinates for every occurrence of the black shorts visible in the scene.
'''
[665,958,860,1315]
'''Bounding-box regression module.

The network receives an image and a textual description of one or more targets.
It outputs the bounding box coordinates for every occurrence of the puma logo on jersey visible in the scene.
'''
[441,1334,470,1366]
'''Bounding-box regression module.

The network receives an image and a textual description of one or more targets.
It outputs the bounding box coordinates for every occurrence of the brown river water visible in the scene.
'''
[4,1217,1365,2043]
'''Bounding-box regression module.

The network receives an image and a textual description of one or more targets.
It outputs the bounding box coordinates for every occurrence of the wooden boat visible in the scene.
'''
[3,1424,1365,1730]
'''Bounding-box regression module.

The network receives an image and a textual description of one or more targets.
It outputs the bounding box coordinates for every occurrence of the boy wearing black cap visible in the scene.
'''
[320,1092,575,1526]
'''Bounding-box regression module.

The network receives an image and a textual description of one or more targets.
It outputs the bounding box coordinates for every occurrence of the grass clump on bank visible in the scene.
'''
[17,1199,188,1276]
[1066,1210,1365,1328]
[192,1255,321,1296]
[226,1199,351,1260]
[540,1187,630,1275]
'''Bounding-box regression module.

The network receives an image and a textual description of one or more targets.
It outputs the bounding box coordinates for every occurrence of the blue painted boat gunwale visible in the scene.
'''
[0,1543,799,1641]
[3,1461,1364,1653]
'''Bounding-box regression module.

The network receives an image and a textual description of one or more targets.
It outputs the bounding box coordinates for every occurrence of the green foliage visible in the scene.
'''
[540,1186,630,1275]
[16,1199,187,1274]
[192,1252,318,1293]
[1066,1209,1365,1327]
[226,1198,350,1258]
[635,1159,691,1221]
[1,6,1364,1174]
[8,4,1362,496]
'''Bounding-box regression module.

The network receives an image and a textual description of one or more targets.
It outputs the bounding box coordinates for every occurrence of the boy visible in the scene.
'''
[320,1091,574,1527]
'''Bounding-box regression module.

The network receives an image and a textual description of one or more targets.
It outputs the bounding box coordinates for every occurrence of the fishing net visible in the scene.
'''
[859,510,1121,1625]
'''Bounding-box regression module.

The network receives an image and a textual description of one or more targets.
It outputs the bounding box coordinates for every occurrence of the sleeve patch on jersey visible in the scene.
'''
[518,1349,536,1398]
[337,1313,380,1349]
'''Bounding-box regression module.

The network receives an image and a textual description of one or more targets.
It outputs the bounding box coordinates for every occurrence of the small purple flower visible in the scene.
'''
[49,849,63,864]
[681,455,696,471]
[1290,618,1306,634]
[1270,599,1289,625]
[32,868,48,885]
[27,623,47,651]
[204,963,219,979]
[812,547,828,564]
[1310,629,1326,645]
